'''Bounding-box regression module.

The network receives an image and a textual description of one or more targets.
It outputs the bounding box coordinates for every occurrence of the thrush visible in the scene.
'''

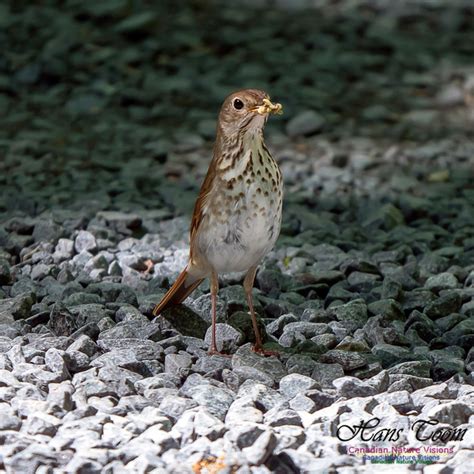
[152,89,283,355]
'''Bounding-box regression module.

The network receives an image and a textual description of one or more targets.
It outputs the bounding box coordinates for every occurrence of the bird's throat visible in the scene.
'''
[218,132,269,182]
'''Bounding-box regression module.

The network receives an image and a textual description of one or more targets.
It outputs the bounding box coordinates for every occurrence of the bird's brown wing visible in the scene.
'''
[152,154,220,317]
[189,152,220,259]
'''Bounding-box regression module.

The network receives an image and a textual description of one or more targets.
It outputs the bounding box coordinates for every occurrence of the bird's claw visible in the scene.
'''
[208,348,232,358]
[251,344,279,357]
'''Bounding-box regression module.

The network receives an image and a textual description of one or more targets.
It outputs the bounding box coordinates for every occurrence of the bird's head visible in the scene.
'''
[217,89,283,139]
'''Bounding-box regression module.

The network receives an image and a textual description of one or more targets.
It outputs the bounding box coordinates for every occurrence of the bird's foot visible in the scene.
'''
[251,344,279,357]
[207,348,232,358]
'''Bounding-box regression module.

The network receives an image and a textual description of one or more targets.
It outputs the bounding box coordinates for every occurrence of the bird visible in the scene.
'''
[152,89,283,355]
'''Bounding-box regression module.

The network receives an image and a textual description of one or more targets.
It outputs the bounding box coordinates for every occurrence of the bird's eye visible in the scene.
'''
[233,98,244,110]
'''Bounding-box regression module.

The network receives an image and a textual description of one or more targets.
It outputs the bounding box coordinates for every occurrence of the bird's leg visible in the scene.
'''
[209,271,218,353]
[244,267,262,349]
[208,271,226,356]
[244,267,278,357]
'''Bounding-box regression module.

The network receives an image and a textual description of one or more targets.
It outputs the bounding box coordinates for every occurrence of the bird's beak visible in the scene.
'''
[252,98,283,116]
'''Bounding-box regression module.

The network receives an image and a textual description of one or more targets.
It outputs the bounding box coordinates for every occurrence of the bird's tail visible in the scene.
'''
[152,266,204,316]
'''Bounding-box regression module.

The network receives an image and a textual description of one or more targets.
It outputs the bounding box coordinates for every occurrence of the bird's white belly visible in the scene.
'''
[204,217,279,273]
[197,187,282,274]
[208,218,276,273]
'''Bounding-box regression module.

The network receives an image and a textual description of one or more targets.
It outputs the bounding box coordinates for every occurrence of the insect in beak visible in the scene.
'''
[252,98,283,115]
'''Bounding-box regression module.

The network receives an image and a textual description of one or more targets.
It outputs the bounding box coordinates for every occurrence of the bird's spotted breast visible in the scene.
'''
[196,137,283,273]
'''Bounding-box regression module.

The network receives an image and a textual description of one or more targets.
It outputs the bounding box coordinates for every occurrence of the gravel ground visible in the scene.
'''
[1,1,474,473]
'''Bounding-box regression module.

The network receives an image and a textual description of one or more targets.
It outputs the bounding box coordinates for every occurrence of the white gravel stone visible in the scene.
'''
[242,430,277,465]
[74,231,97,254]
[279,373,319,399]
